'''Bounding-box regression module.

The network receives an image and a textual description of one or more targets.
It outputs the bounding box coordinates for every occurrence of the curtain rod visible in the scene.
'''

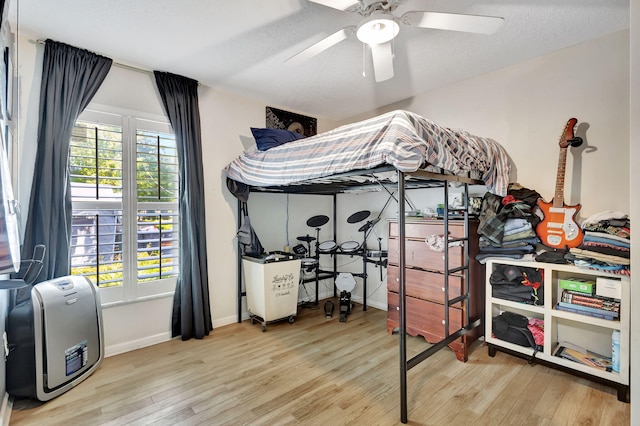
[35,39,152,76]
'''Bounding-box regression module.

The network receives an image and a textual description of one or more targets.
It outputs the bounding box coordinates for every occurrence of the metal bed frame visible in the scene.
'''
[233,164,484,424]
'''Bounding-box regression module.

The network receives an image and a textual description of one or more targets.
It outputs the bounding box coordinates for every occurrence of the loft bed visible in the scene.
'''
[225,110,511,424]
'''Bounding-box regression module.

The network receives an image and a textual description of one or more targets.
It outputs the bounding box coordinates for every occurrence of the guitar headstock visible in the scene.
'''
[559,118,579,148]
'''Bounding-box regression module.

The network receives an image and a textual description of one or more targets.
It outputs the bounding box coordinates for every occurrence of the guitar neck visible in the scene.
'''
[553,147,568,208]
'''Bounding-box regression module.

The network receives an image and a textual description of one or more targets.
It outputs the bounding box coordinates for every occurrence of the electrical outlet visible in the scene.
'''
[449,193,463,208]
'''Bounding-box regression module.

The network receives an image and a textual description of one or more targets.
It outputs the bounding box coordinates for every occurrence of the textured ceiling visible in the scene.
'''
[9,0,629,120]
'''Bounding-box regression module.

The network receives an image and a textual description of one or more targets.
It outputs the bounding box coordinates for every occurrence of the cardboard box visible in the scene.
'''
[595,277,622,300]
[558,278,595,294]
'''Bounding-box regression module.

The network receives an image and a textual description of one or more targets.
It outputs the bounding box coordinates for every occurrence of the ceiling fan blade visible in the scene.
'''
[370,41,394,82]
[307,0,360,11]
[402,11,504,34]
[286,26,356,64]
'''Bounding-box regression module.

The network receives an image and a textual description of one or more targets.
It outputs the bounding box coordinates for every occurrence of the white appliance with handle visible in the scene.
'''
[6,275,104,401]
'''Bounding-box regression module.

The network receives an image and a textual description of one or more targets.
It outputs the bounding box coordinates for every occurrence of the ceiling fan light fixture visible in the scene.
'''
[356,15,399,45]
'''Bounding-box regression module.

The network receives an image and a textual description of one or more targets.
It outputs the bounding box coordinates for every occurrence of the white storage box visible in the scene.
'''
[596,277,622,300]
[243,251,301,331]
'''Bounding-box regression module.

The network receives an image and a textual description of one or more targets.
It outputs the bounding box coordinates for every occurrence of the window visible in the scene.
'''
[69,109,179,304]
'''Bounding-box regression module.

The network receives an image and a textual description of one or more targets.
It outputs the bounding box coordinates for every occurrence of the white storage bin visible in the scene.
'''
[596,277,622,300]
[243,252,301,331]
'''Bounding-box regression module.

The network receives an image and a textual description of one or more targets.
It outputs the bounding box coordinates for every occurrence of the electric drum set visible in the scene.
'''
[295,210,388,322]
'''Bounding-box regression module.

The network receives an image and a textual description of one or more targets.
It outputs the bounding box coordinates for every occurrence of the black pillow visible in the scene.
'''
[251,127,305,151]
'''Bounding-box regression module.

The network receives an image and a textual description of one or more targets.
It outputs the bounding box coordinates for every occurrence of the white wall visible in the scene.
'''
[13,29,631,358]
[247,187,457,311]
[250,23,630,313]
[190,86,341,324]
[310,30,631,312]
[348,30,630,220]
[628,1,638,423]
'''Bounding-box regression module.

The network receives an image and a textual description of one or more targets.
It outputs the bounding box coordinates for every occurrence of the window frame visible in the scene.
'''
[72,107,178,305]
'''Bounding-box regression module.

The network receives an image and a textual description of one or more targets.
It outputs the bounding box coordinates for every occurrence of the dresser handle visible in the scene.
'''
[441,320,446,325]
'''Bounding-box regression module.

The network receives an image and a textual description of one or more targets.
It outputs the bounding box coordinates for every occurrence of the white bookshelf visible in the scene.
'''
[485,258,630,402]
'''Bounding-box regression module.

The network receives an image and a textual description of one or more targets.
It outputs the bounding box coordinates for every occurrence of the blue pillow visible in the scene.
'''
[251,127,305,151]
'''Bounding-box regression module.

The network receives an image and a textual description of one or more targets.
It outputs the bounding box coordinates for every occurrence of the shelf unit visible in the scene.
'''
[485,258,630,402]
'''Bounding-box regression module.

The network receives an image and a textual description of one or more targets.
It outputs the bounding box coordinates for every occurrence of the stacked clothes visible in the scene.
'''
[476,184,541,263]
[568,211,631,275]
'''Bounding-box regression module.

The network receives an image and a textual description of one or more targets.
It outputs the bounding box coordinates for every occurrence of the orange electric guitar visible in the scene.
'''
[536,118,584,249]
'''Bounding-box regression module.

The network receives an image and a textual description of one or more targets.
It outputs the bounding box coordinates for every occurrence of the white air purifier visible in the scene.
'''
[6,275,104,401]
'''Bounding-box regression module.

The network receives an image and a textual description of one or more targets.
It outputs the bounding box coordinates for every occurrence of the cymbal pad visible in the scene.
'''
[306,215,329,227]
[347,210,370,223]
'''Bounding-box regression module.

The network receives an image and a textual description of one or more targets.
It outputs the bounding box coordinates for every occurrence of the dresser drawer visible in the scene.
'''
[389,220,466,240]
[387,291,463,339]
[387,265,463,307]
[386,218,483,363]
[388,237,463,271]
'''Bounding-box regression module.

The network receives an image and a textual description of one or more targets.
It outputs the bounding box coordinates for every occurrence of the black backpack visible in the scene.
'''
[490,264,544,305]
[237,202,264,258]
[492,311,541,363]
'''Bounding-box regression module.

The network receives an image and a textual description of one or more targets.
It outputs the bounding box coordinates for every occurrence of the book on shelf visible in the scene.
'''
[561,290,620,311]
[561,289,620,303]
[555,302,619,320]
[553,342,613,371]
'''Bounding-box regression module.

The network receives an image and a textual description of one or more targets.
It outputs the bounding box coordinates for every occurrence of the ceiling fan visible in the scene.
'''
[287,0,504,82]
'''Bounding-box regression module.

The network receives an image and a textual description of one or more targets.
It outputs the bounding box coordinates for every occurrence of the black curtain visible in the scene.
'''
[153,71,212,340]
[22,40,112,282]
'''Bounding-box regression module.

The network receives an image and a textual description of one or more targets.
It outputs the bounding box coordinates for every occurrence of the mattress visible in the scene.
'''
[225,110,511,196]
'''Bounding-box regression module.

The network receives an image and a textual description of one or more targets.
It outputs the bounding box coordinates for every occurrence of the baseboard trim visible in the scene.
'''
[106,293,387,355]
[104,332,172,357]
[351,295,386,311]
[213,313,246,328]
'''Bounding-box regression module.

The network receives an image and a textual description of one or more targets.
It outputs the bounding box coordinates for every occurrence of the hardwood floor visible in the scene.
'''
[10,300,630,425]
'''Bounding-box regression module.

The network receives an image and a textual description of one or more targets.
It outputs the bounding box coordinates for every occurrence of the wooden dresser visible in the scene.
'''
[386,219,484,362]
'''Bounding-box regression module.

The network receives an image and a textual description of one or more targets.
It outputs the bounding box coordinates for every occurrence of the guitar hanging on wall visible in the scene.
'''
[535,118,584,249]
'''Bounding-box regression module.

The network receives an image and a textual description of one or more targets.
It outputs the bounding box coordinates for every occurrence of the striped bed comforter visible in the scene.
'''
[225,110,511,196]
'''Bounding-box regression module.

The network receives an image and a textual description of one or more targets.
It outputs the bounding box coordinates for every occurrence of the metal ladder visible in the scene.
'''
[396,172,480,424]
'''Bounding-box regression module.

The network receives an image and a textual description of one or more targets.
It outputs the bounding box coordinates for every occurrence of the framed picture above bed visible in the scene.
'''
[266,106,317,137]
